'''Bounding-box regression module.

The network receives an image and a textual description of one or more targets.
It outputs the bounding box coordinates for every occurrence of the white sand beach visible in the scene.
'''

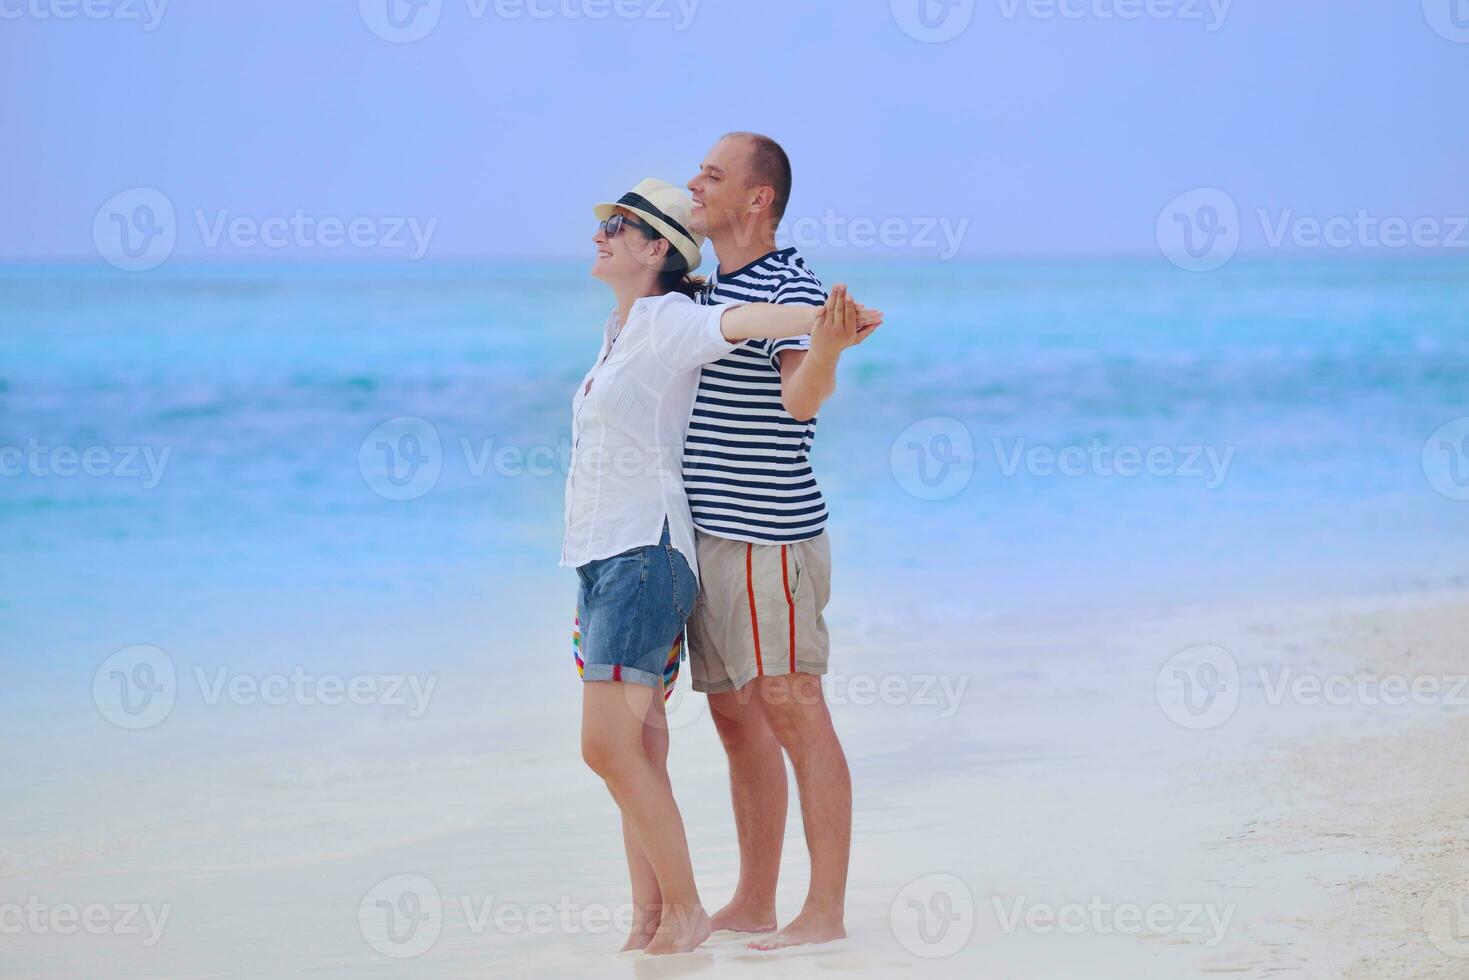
[4,586,1468,978]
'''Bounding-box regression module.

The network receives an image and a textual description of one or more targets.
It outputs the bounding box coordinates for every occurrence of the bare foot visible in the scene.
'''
[619,907,660,952]
[746,909,845,951]
[710,900,777,934]
[646,903,712,956]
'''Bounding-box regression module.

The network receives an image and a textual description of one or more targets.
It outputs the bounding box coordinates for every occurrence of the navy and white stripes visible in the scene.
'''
[684,247,829,543]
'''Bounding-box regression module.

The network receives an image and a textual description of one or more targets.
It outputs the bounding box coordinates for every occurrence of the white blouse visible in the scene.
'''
[560,292,739,580]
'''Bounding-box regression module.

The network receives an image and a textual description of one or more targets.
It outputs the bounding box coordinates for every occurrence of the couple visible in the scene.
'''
[561,133,880,956]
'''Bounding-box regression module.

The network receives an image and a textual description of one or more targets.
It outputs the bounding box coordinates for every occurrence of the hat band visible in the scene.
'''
[616,191,694,247]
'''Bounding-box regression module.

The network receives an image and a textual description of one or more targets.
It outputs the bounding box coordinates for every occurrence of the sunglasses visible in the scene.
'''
[598,213,658,240]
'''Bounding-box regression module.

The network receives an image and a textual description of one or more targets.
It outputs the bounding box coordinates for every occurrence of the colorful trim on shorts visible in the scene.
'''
[574,615,682,700]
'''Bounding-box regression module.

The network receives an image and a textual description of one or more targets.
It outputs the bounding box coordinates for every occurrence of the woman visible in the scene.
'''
[562,178,879,956]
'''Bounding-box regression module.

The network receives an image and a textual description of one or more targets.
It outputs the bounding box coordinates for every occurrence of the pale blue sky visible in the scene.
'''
[3,0,1466,260]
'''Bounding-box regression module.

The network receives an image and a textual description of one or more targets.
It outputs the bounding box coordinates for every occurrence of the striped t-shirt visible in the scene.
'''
[683,247,828,544]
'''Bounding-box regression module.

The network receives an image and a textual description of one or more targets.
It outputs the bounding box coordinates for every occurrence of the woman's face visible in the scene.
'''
[591,208,666,284]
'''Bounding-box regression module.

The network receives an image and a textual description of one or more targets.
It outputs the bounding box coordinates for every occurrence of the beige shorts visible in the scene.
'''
[686,530,831,694]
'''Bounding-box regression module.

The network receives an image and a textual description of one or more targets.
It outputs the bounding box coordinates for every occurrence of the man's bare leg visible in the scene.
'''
[618,696,671,951]
[706,687,786,933]
[746,672,850,950]
[582,682,712,956]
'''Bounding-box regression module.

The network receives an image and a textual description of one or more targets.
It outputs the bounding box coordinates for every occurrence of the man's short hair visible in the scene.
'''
[724,131,792,224]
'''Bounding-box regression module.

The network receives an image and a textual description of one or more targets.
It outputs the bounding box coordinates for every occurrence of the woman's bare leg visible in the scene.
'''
[619,696,671,950]
[582,682,711,956]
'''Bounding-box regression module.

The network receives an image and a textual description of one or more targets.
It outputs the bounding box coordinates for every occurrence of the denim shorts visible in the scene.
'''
[574,521,697,691]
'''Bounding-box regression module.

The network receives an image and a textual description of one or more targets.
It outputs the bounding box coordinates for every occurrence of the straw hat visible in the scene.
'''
[594,177,705,272]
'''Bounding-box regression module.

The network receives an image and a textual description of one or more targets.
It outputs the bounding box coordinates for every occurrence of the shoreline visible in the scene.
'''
[3,586,1467,977]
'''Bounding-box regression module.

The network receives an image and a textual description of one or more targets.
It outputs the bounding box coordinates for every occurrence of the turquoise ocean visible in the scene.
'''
[3,257,1467,714]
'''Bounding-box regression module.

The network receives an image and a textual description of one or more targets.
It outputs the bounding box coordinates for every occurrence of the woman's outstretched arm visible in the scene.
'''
[719,284,881,342]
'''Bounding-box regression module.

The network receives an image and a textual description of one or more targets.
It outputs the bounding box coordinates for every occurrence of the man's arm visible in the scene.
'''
[780,288,881,422]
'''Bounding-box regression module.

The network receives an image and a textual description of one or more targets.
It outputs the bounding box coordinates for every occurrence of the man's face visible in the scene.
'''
[687,136,755,238]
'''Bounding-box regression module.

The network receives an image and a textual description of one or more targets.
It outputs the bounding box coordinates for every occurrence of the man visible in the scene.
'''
[683,132,875,950]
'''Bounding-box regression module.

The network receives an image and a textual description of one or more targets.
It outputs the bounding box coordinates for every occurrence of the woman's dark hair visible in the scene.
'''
[656,247,706,300]
[626,214,705,299]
